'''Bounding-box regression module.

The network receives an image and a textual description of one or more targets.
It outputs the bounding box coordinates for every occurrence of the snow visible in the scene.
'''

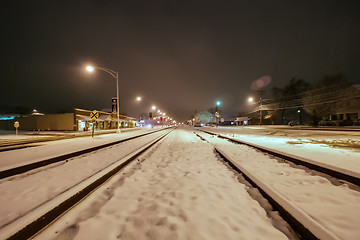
[202,126,360,174]
[0,129,167,235]
[0,129,117,140]
[34,128,292,240]
[0,127,160,171]
[198,132,360,240]
[1,126,359,239]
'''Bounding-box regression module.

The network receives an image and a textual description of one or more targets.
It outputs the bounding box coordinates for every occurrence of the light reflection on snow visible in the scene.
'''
[286,139,360,152]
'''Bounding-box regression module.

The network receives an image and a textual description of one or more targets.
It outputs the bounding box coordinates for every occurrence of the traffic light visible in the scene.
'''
[149,112,153,119]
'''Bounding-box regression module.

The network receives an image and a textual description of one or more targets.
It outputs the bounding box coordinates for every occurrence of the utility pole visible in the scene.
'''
[259,91,264,126]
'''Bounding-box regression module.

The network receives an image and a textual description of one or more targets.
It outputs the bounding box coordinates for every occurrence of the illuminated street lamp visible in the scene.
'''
[86,65,120,133]
[248,91,265,126]
[215,100,221,126]
[152,105,156,110]
[136,96,142,101]
[298,109,302,125]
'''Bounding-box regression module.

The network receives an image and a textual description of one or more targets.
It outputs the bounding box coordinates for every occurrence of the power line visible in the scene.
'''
[246,85,360,114]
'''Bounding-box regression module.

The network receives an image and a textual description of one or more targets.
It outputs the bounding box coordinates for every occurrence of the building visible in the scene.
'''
[235,116,251,126]
[0,108,136,131]
[327,85,360,126]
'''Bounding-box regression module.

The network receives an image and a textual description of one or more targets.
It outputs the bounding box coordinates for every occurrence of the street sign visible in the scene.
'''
[90,110,99,119]
[14,121,19,135]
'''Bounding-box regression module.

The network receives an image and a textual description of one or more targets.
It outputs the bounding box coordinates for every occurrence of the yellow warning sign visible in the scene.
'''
[90,110,99,119]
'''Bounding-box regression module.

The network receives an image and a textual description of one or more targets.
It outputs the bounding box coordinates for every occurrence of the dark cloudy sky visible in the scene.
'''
[1,0,359,121]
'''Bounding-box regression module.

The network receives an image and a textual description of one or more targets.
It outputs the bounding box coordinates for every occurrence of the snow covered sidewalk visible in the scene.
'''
[35,128,292,240]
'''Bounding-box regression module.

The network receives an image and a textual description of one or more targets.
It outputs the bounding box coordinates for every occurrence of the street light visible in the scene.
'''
[86,65,121,133]
[215,100,221,126]
[248,91,265,126]
[297,109,302,125]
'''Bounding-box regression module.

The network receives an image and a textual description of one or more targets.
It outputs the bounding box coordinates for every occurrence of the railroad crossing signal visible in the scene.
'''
[89,110,99,138]
[90,110,99,119]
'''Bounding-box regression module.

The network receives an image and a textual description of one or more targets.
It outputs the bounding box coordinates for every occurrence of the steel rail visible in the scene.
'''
[5,129,174,240]
[194,132,336,240]
[201,129,360,187]
[0,127,173,179]
[0,129,139,150]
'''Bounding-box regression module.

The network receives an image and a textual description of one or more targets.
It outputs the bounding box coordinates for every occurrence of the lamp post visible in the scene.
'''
[248,91,264,126]
[86,65,121,133]
[215,101,221,126]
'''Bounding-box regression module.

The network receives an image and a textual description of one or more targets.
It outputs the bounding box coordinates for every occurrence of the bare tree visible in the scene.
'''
[302,74,351,125]
[271,78,310,124]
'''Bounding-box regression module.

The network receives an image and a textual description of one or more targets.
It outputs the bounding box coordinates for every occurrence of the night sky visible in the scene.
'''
[2,0,360,122]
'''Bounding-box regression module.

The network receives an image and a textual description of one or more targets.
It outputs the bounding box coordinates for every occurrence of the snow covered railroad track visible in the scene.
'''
[0,129,139,151]
[0,127,171,179]
[0,129,174,240]
[196,131,360,240]
[201,129,360,187]
[28,128,297,240]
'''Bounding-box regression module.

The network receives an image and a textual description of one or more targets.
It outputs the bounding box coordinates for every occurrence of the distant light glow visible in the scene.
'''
[157,110,161,113]
[216,101,221,106]
[86,66,94,72]
[147,124,152,128]
[136,96,142,101]
[0,116,15,120]
[152,105,156,110]
[248,97,254,103]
